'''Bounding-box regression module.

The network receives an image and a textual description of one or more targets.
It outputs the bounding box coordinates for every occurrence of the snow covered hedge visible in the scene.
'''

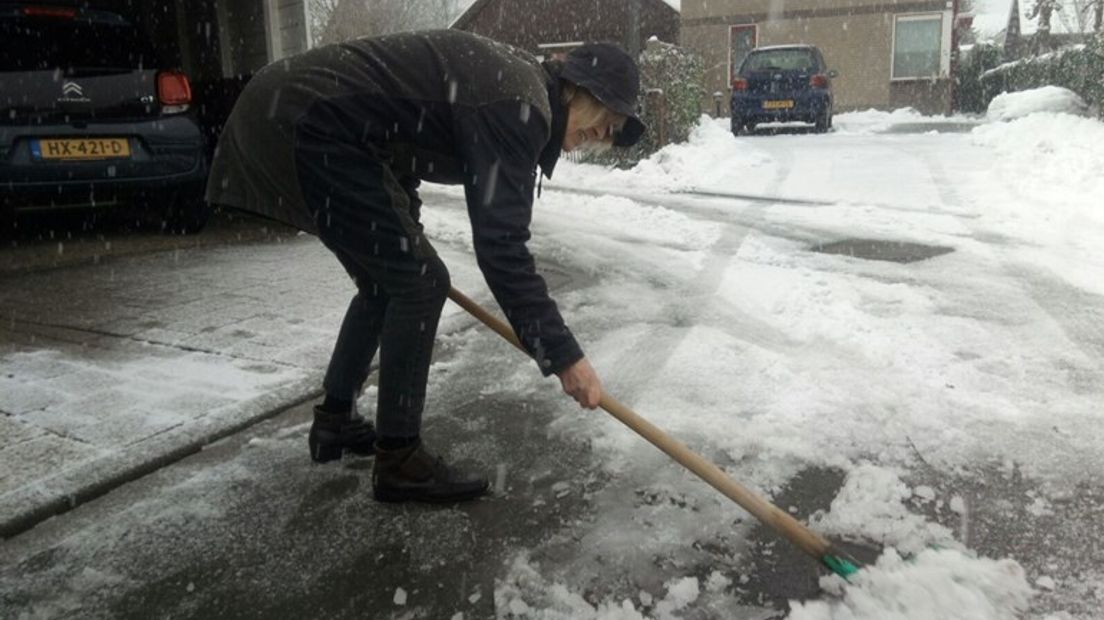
[979,33,1104,117]
[956,43,1003,113]
[582,39,704,167]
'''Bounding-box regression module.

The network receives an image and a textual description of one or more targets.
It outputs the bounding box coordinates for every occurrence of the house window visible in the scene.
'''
[892,14,943,79]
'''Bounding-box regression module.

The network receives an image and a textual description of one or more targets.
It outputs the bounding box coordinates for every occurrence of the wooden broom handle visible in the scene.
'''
[447,286,834,561]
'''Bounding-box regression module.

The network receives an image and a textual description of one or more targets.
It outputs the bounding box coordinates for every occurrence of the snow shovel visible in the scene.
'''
[447,286,860,579]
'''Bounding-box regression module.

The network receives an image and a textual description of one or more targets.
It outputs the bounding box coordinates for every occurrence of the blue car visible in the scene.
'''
[0,3,209,234]
[730,45,837,135]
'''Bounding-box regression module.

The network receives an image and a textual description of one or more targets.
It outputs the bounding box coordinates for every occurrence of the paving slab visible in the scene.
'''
[0,226,491,539]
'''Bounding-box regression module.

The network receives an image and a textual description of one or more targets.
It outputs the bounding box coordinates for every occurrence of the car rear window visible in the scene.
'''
[0,11,158,73]
[742,49,819,73]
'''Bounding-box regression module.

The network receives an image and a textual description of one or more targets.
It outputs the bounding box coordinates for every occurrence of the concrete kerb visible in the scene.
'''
[0,375,322,540]
[0,294,503,541]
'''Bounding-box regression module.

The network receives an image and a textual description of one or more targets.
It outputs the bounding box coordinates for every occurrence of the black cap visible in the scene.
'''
[561,43,647,148]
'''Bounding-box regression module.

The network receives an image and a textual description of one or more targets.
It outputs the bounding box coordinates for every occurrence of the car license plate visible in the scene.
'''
[32,138,131,161]
[762,100,795,110]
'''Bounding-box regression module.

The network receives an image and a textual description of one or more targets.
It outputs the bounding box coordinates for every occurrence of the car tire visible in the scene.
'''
[0,205,15,241]
[731,117,744,137]
[814,109,832,134]
[162,185,210,235]
[744,122,757,135]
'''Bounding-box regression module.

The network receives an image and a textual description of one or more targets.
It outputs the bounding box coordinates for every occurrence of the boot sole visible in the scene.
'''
[309,439,376,463]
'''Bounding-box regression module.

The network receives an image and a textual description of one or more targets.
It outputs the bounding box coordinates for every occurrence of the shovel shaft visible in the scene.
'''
[447,287,835,563]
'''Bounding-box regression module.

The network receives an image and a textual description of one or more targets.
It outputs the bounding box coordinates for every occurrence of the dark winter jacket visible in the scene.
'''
[206,30,581,376]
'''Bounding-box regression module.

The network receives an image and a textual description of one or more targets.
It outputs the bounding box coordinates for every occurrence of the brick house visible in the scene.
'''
[680,0,970,115]
[451,0,680,57]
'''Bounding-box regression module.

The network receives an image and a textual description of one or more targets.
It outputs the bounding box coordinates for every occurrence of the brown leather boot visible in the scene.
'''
[372,440,489,503]
[308,406,377,463]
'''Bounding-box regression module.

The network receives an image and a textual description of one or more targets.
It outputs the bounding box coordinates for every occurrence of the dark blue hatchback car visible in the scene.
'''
[0,3,209,234]
[730,45,837,135]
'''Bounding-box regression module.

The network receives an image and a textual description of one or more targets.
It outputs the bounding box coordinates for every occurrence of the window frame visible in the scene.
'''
[890,12,950,81]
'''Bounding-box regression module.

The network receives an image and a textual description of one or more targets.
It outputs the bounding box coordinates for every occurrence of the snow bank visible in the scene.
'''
[832,108,932,134]
[971,110,1104,230]
[986,86,1089,122]
[549,115,772,193]
[788,548,1032,620]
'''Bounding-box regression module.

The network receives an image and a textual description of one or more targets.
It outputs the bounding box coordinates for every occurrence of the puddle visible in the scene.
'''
[812,238,953,263]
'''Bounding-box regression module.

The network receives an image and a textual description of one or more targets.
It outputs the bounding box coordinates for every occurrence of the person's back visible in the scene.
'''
[209,30,553,232]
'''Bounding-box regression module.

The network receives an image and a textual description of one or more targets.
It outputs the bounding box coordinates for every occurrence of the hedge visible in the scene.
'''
[977,33,1104,116]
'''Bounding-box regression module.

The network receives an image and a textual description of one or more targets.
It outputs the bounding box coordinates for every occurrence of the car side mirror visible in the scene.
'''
[827,69,839,79]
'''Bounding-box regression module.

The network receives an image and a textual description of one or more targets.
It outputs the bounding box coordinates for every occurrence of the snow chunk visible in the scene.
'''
[986,86,1088,122]
[1036,575,1057,591]
[705,571,731,593]
[812,464,956,555]
[496,554,704,619]
[393,587,407,605]
[654,577,699,616]
[789,548,1031,620]
[912,485,936,502]
[949,495,966,515]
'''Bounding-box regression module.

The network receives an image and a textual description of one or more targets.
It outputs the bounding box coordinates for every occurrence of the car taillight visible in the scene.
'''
[22,6,77,18]
[810,74,830,89]
[157,71,192,113]
[731,78,749,92]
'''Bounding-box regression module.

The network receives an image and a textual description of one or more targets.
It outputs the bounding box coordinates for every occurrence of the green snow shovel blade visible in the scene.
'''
[448,286,864,580]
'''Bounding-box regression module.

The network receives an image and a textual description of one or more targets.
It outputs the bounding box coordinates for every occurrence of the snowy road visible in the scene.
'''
[2,111,1103,619]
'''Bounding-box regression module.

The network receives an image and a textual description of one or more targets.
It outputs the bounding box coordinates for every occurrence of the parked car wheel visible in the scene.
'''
[0,204,15,241]
[731,116,745,137]
[814,109,833,133]
[162,186,210,235]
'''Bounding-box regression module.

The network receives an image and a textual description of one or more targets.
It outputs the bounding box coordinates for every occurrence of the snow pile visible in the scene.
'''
[971,109,1104,229]
[811,465,958,556]
[986,86,1089,121]
[832,108,932,134]
[496,548,1031,620]
[788,548,1032,620]
[550,115,771,193]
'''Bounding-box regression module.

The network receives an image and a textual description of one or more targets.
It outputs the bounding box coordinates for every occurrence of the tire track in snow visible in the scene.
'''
[596,145,801,409]
[921,151,1104,372]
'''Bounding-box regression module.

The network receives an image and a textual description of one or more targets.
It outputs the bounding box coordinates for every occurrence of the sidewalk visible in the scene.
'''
[0,233,486,538]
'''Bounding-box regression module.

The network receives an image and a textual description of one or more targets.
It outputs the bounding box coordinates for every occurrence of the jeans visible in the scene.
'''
[295,135,448,439]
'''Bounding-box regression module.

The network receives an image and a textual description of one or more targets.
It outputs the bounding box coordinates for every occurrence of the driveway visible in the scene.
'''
[2,115,1102,619]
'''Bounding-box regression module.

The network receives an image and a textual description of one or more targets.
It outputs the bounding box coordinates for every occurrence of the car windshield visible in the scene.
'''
[742,49,818,72]
[0,14,157,73]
